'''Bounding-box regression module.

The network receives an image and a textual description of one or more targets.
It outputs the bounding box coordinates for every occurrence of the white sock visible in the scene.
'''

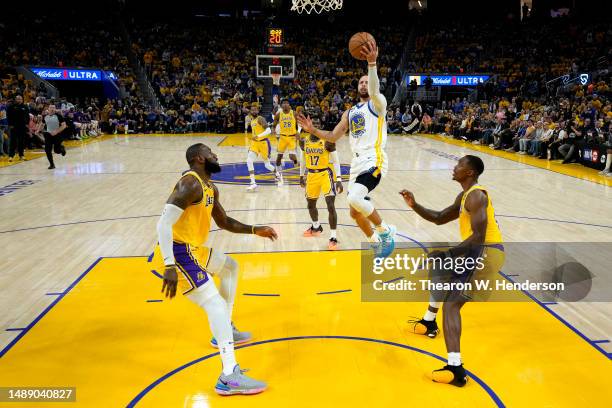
[313,221,320,229]
[330,229,337,239]
[605,154,612,172]
[448,352,462,366]
[424,310,437,321]
[368,233,381,243]
[375,221,389,234]
[249,172,255,184]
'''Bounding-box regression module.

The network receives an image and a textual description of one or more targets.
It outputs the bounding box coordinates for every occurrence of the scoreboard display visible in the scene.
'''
[267,28,284,48]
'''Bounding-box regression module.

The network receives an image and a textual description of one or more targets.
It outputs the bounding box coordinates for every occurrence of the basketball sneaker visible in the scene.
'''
[215,365,267,396]
[432,364,467,387]
[210,323,252,348]
[407,318,439,338]
[303,225,323,237]
[374,224,396,258]
[328,238,338,250]
[246,183,258,192]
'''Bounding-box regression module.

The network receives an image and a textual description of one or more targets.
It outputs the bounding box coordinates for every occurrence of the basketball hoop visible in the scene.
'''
[291,0,343,14]
[271,73,281,86]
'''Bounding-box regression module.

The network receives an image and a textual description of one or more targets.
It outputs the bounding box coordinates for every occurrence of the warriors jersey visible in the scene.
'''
[347,100,388,178]
[459,185,503,243]
[172,171,215,246]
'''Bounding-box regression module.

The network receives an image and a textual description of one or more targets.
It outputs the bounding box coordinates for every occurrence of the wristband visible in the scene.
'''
[251,225,256,234]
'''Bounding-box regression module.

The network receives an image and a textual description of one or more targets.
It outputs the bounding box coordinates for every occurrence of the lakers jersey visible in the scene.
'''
[251,117,268,141]
[279,110,297,136]
[304,138,330,170]
[459,185,503,243]
[172,171,215,246]
[348,100,387,177]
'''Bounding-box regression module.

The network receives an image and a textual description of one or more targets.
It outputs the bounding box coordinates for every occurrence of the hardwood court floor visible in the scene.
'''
[0,132,611,407]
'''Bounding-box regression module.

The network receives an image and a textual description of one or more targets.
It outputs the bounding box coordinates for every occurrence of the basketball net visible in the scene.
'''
[271,73,281,86]
[291,0,343,14]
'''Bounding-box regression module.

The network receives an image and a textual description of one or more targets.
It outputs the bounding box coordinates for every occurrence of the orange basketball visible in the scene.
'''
[348,32,376,60]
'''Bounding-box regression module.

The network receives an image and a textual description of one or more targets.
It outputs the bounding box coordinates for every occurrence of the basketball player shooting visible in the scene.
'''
[297,39,396,258]
[153,143,277,395]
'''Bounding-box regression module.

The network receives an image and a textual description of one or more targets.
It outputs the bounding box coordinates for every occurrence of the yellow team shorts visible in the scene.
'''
[305,168,336,200]
[278,134,297,153]
[150,242,213,295]
[249,138,272,160]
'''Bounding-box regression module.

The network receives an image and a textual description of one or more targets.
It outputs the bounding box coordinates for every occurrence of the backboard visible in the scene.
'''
[256,55,295,79]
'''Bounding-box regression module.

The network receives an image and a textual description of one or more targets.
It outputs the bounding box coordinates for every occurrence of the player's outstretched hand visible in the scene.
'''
[360,40,378,65]
[399,190,416,208]
[296,113,314,134]
[300,176,306,188]
[254,226,278,241]
[336,181,344,194]
[161,265,178,299]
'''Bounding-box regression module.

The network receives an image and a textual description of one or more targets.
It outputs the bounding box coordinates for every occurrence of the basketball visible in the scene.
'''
[348,32,376,60]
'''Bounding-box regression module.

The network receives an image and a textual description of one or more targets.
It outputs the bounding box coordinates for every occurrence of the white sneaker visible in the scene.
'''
[246,183,258,192]
[276,172,283,186]
[598,169,610,175]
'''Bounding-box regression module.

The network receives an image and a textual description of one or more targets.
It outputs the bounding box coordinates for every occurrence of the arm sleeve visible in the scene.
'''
[156,204,184,266]
[368,65,387,115]
[330,151,341,181]
[256,127,271,139]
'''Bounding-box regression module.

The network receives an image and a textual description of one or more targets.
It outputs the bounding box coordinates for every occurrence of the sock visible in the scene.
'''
[330,229,337,239]
[249,172,256,184]
[424,310,437,321]
[605,154,612,172]
[448,352,462,366]
[368,233,381,243]
[313,221,320,229]
[375,221,389,234]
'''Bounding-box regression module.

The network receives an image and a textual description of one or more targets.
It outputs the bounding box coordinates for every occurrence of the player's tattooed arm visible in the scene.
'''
[448,189,488,257]
[211,184,278,240]
[296,110,348,143]
[399,190,461,225]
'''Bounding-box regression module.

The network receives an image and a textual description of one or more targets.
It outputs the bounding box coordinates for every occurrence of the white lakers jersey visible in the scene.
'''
[347,100,388,177]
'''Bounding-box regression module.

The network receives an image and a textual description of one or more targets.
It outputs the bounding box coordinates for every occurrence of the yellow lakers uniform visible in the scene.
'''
[455,184,505,300]
[249,117,271,160]
[278,110,297,153]
[151,171,215,294]
[303,138,336,199]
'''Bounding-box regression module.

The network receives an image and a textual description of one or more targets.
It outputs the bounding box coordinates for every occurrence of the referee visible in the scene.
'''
[43,104,67,169]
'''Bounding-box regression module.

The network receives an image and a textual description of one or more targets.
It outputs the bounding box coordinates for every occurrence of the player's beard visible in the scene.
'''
[359,89,369,99]
[205,160,222,174]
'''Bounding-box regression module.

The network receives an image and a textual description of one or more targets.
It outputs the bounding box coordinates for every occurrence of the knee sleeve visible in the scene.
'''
[246,151,257,171]
[347,183,374,216]
[263,160,275,172]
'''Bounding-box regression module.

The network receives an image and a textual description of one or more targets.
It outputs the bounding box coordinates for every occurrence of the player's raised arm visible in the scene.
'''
[296,110,348,143]
[361,41,387,116]
[399,190,462,225]
[211,184,277,240]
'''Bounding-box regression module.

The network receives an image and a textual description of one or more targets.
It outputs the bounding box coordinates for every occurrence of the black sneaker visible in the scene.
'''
[48,165,55,169]
[60,146,66,156]
[432,364,467,387]
[408,318,440,338]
